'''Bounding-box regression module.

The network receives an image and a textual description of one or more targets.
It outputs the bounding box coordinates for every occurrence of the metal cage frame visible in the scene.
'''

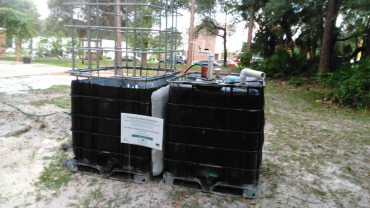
[65,0,182,81]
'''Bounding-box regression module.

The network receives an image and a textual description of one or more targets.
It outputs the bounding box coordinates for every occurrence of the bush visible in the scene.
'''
[237,52,252,68]
[320,58,370,108]
[288,76,305,86]
[255,50,309,78]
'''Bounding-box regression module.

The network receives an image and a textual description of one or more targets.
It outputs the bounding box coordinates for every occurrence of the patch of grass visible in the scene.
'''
[11,126,31,137]
[312,188,327,196]
[89,186,104,201]
[0,192,9,204]
[122,189,133,204]
[39,123,46,130]
[29,85,70,94]
[34,150,72,190]
[0,55,191,72]
[28,150,36,160]
[30,96,71,110]
[168,189,184,201]
[265,179,279,199]
[182,202,204,208]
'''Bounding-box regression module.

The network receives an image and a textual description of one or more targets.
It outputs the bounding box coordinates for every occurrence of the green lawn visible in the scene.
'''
[0,55,195,70]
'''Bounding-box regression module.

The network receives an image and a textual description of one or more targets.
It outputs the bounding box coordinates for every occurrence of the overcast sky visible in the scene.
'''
[35,0,50,19]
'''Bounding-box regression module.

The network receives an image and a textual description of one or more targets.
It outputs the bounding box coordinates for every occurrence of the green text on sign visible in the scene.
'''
[132,134,153,141]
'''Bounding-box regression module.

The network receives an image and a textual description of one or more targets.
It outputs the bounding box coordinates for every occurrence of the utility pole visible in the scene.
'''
[187,0,196,68]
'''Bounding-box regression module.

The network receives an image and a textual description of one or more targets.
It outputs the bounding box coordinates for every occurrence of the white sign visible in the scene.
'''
[121,113,164,151]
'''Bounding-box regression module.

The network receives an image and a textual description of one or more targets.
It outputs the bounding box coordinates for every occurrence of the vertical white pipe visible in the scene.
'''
[151,85,170,176]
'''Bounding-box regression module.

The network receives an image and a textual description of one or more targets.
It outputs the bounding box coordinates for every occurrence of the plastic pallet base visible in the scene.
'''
[163,172,258,199]
[69,159,150,184]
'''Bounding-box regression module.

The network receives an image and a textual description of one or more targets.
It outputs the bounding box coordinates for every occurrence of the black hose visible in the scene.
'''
[183,63,201,74]
[0,101,71,117]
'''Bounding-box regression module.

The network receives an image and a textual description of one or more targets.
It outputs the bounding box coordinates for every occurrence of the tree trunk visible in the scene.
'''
[16,37,22,62]
[116,0,122,74]
[187,0,196,68]
[141,42,148,67]
[318,0,341,75]
[246,4,255,53]
[364,21,370,58]
[223,30,227,64]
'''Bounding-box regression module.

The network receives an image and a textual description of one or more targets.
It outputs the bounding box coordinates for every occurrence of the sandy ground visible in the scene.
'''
[0,61,69,78]
[0,61,368,207]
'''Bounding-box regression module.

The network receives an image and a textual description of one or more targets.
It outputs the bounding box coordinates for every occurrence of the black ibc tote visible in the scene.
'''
[163,72,265,198]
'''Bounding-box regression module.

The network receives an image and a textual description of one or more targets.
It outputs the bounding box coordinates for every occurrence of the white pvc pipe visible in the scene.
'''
[240,68,266,85]
[151,85,170,176]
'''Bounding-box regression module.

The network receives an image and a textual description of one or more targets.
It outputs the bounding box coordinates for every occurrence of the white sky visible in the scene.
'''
[34,0,50,19]
[177,9,248,53]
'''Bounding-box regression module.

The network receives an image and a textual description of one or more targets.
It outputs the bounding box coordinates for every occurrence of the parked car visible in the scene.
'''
[122,56,141,62]
[160,55,186,64]
[195,59,221,66]
[233,58,240,64]
[5,48,15,54]
[216,59,238,67]
[59,52,71,58]
[250,56,264,63]
[39,51,50,57]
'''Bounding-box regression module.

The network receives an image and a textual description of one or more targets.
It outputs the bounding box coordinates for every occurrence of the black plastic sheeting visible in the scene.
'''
[165,81,265,188]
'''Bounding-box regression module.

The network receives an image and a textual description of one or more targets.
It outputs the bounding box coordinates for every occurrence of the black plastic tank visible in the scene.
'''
[70,77,171,182]
[164,72,265,198]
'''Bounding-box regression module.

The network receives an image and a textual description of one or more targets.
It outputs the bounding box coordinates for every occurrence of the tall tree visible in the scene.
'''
[0,0,39,61]
[338,0,370,60]
[238,0,266,53]
[295,0,325,63]
[196,0,235,64]
[319,0,341,74]
[187,0,195,68]
[116,0,122,71]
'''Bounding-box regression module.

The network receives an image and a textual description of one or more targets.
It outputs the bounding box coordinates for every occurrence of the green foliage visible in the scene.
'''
[320,59,370,108]
[0,7,36,40]
[288,76,305,86]
[237,51,252,68]
[35,151,72,190]
[50,31,66,56]
[256,50,309,78]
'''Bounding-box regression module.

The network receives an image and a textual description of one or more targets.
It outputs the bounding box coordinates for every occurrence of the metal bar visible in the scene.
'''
[64,2,183,14]
[67,71,179,81]
[133,2,137,76]
[96,0,100,70]
[66,46,181,53]
[64,25,181,34]
[140,0,144,76]
[164,0,168,73]
[68,66,180,73]
[174,0,178,70]
[88,0,92,72]
[125,0,129,76]
[113,0,117,75]
[157,0,163,75]
[171,0,175,70]
[70,3,75,71]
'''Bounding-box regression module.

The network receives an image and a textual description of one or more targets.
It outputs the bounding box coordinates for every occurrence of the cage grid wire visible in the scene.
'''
[65,0,182,81]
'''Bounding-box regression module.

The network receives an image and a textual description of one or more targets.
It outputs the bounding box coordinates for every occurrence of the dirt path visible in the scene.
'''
[0,77,368,207]
[0,60,69,78]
